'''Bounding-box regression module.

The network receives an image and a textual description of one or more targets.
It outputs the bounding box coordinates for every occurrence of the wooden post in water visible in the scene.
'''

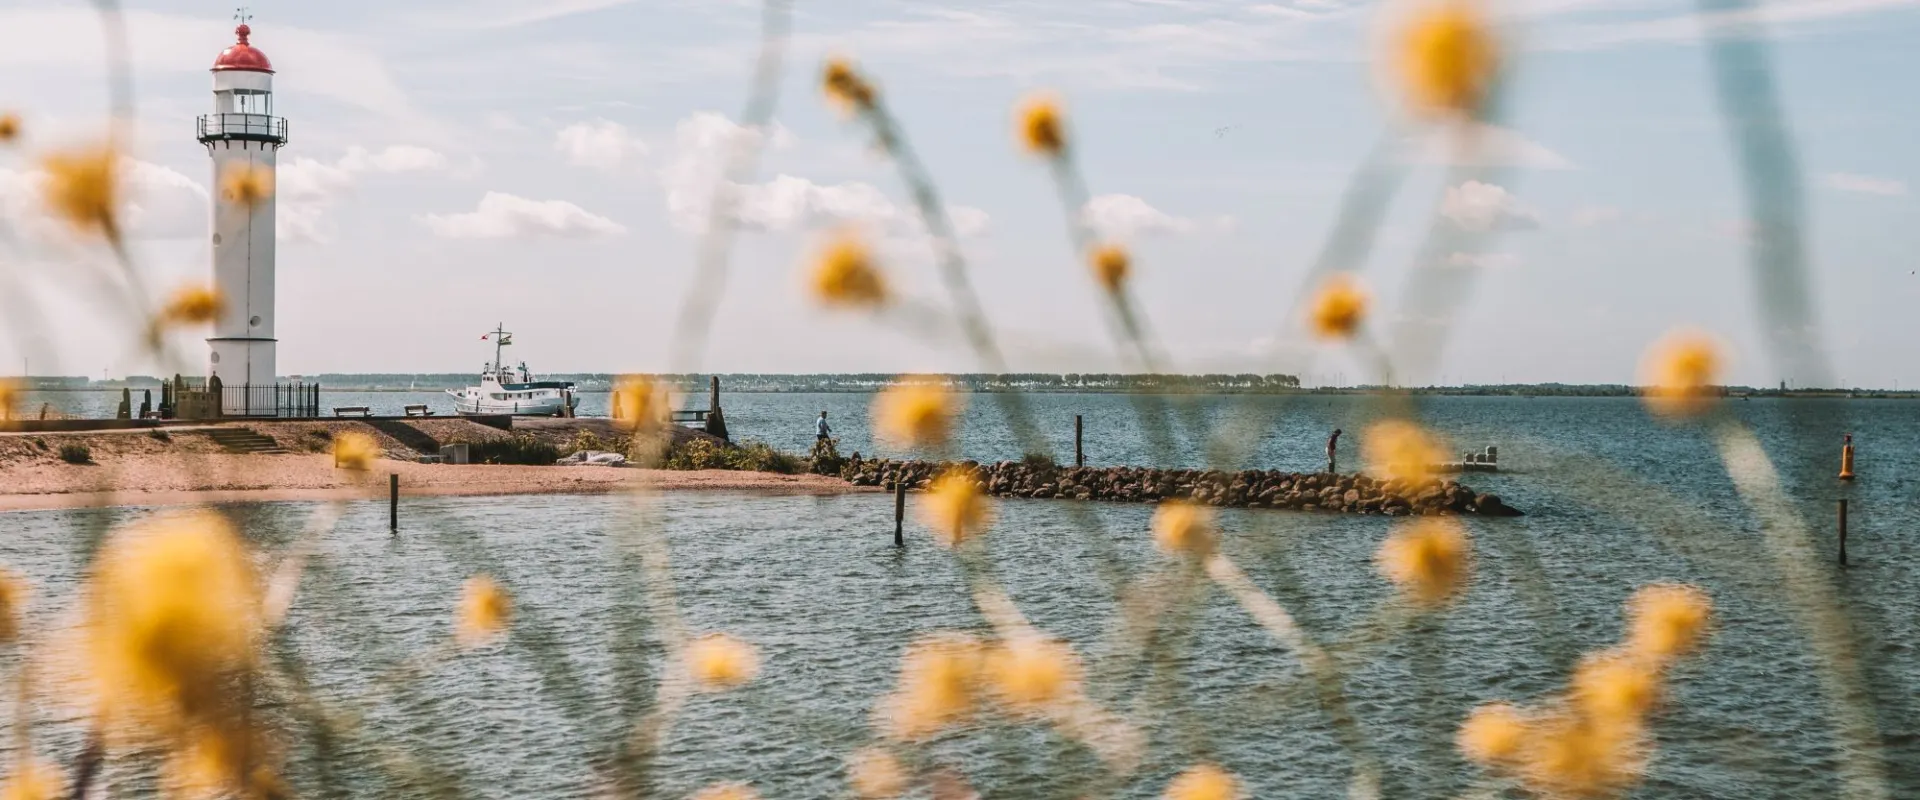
[1074,415,1084,467]
[1837,498,1848,567]
[390,474,400,533]
[893,481,906,547]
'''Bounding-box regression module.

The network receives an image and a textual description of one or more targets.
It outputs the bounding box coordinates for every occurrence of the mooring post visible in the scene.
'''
[1074,414,1084,467]
[893,480,906,547]
[1839,433,1855,481]
[390,473,400,533]
[1838,498,1848,567]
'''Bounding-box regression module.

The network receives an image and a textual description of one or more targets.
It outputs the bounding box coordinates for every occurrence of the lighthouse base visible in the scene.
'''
[208,337,277,415]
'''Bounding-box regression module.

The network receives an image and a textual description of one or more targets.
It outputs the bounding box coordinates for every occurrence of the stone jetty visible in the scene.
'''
[842,457,1522,517]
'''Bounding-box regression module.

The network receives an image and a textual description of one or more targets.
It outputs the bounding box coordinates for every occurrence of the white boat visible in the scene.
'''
[447,324,580,417]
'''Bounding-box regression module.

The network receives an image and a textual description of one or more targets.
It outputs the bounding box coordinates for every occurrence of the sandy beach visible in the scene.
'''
[0,420,860,512]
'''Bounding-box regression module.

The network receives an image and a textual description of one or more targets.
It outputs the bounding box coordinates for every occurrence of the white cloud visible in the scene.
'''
[1408,125,1577,171]
[338,145,451,174]
[1079,193,1233,239]
[555,119,649,167]
[420,191,626,239]
[1440,181,1540,232]
[0,157,207,241]
[274,146,461,243]
[1822,172,1908,197]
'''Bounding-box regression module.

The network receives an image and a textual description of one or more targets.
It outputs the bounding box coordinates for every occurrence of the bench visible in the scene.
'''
[333,406,372,417]
[404,404,434,417]
[671,409,708,426]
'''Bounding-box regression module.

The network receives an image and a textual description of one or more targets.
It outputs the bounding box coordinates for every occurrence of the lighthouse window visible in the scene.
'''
[249,315,261,327]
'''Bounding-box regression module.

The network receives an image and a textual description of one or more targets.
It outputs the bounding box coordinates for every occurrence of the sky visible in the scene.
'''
[0,0,1917,387]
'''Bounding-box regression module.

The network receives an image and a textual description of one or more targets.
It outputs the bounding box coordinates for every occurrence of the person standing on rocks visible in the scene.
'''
[817,411,832,442]
[1326,428,1342,474]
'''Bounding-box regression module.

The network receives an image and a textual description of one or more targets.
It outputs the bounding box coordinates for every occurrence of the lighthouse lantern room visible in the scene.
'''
[198,19,288,409]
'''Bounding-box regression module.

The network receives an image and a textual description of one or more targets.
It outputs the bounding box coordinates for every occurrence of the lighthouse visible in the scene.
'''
[197,20,287,403]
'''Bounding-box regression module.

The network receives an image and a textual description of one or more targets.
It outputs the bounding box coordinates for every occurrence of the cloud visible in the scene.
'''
[1440,181,1540,232]
[0,157,207,241]
[1408,125,1576,170]
[420,192,626,239]
[274,146,461,243]
[1445,251,1522,269]
[1822,172,1908,197]
[1080,194,1233,239]
[338,145,452,173]
[555,119,650,167]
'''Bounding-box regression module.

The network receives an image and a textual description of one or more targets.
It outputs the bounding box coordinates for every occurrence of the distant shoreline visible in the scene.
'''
[25,386,1920,399]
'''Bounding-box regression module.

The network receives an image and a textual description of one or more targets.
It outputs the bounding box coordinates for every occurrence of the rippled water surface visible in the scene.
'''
[2,394,1916,797]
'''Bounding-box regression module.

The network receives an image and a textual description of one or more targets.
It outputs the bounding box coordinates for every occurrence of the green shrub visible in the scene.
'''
[564,429,622,456]
[1022,451,1056,470]
[731,440,803,474]
[58,443,92,464]
[664,438,802,474]
[808,437,846,476]
[460,435,559,466]
[664,438,730,470]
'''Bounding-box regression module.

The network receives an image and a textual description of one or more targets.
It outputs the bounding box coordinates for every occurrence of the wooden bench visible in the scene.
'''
[671,409,709,427]
[404,404,434,417]
[333,406,372,417]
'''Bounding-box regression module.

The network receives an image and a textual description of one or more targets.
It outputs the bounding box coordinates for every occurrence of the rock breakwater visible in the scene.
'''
[842,457,1521,516]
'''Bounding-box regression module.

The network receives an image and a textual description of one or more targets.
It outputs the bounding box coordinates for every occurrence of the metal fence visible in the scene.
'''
[163,379,320,419]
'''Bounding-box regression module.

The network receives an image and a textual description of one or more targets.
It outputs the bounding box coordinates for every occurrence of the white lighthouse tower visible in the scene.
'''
[198,19,287,404]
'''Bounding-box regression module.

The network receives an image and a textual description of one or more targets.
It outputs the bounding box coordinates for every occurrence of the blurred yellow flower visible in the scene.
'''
[86,510,260,727]
[1163,763,1239,800]
[1016,93,1066,156]
[881,633,984,739]
[0,759,63,800]
[1090,244,1130,293]
[159,284,226,326]
[687,633,760,691]
[809,231,889,308]
[167,726,283,799]
[1391,0,1499,119]
[41,145,120,235]
[0,113,20,144]
[1308,274,1367,339]
[985,635,1081,713]
[331,431,379,470]
[847,747,908,798]
[1362,418,1445,483]
[1151,500,1216,557]
[0,379,17,421]
[0,567,24,643]
[1517,710,1646,797]
[690,782,759,800]
[1571,652,1660,725]
[1625,583,1712,664]
[822,56,877,113]
[456,574,512,647]
[918,469,993,546]
[872,379,960,448]
[220,163,273,209]
[1640,330,1723,419]
[612,375,672,431]
[1376,517,1470,605]
[1457,702,1528,764]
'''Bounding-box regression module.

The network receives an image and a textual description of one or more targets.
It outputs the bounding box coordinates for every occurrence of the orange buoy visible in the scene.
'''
[1839,434,1855,481]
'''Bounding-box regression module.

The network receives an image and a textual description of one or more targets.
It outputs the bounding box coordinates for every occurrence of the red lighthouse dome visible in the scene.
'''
[212,24,274,73]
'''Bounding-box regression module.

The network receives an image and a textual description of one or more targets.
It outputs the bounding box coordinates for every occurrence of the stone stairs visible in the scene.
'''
[202,426,289,455]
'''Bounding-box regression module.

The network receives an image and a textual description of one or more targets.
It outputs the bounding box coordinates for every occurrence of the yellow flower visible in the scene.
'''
[612,375,672,431]
[687,633,760,691]
[822,56,877,113]
[1163,763,1239,800]
[918,469,993,546]
[0,567,24,643]
[41,145,120,234]
[880,633,984,739]
[690,782,759,800]
[159,284,226,325]
[1391,0,1499,119]
[809,231,889,308]
[1571,652,1661,726]
[847,747,908,798]
[1089,243,1130,293]
[1517,710,1646,797]
[1361,418,1445,483]
[1016,93,1066,156]
[1640,329,1723,419]
[331,431,379,470]
[1308,274,1368,339]
[456,574,512,646]
[1457,702,1528,765]
[166,726,283,799]
[1625,583,1712,664]
[0,113,20,144]
[0,379,17,421]
[86,511,260,728]
[985,635,1081,713]
[0,759,64,800]
[1376,517,1471,605]
[872,379,960,448]
[220,163,274,209]
[1151,500,1216,557]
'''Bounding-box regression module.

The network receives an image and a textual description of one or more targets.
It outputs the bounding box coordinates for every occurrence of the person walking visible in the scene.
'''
[816,411,832,441]
[1326,428,1342,474]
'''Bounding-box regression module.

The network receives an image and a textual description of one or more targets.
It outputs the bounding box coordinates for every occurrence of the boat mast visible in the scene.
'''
[491,322,510,375]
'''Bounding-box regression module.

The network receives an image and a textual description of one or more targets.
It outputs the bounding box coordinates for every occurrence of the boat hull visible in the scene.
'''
[446,390,578,417]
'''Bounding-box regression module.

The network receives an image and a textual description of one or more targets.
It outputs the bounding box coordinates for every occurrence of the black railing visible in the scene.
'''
[162,377,319,419]
[196,113,289,144]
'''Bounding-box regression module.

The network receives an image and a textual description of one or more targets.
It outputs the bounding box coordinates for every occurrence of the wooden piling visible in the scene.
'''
[1838,498,1848,567]
[894,481,906,547]
[390,474,400,533]
[1839,434,1855,481]
[1075,415,1084,468]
